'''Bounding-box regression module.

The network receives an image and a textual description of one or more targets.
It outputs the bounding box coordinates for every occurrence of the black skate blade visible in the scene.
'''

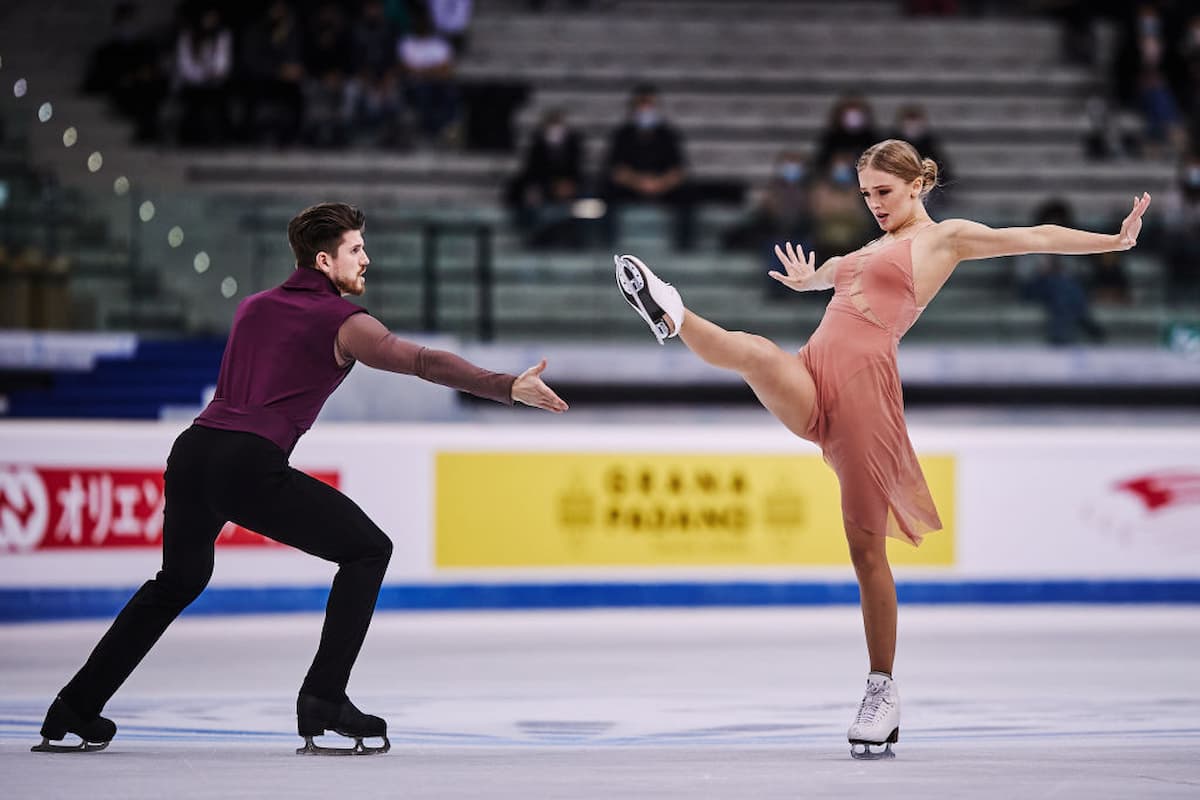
[296,734,391,756]
[31,736,110,753]
[615,257,669,344]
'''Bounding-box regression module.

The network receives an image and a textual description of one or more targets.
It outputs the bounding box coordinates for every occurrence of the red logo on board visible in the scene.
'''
[1113,471,1200,513]
[0,465,339,551]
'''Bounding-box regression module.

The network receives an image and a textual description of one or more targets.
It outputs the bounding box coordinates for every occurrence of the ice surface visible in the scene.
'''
[2,606,1198,798]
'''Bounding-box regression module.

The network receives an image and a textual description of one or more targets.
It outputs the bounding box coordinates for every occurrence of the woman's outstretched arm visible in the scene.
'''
[945,192,1151,262]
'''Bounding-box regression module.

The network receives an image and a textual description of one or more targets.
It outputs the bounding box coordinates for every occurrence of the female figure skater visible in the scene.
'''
[616,139,1151,759]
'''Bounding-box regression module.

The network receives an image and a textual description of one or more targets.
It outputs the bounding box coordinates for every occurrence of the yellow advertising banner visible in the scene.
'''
[435,452,954,567]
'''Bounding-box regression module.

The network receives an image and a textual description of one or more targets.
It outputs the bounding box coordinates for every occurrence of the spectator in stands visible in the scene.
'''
[302,2,353,147]
[1082,95,1138,160]
[1015,198,1107,345]
[526,0,592,9]
[1113,3,1187,154]
[173,2,233,146]
[82,2,168,143]
[1091,251,1133,305]
[398,6,461,143]
[1053,0,1100,68]
[345,0,405,147]
[813,95,879,173]
[904,0,959,14]
[602,83,696,252]
[810,152,874,263]
[1177,12,1200,144]
[720,150,815,300]
[238,0,305,147]
[1160,150,1200,304]
[504,109,588,249]
[428,0,473,56]
[888,105,951,207]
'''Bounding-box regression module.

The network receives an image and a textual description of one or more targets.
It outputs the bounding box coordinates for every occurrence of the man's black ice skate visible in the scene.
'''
[31,696,116,753]
[296,693,390,756]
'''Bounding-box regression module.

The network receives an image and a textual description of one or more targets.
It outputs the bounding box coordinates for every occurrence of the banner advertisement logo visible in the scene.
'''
[436,453,955,567]
[1080,469,1200,556]
[0,464,339,552]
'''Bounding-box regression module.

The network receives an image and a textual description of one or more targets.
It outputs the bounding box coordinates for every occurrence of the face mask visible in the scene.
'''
[901,121,925,140]
[831,164,854,186]
[842,109,866,131]
[635,109,660,129]
[779,163,805,183]
[544,125,566,146]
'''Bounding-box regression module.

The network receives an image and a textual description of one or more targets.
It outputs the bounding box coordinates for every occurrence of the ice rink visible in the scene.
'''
[2,606,1199,799]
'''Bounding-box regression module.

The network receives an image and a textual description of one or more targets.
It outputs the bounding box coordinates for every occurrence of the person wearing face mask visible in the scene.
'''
[1178,13,1200,143]
[814,96,879,173]
[1162,152,1200,303]
[1014,198,1108,345]
[1112,3,1188,153]
[722,151,816,300]
[504,109,588,249]
[810,155,875,267]
[887,106,951,207]
[602,84,696,252]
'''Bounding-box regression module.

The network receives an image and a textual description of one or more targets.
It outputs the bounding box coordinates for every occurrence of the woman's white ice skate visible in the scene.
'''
[614,254,683,345]
[847,672,900,760]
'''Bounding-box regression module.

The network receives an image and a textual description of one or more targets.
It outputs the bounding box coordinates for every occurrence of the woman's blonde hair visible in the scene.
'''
[857,139,939,199]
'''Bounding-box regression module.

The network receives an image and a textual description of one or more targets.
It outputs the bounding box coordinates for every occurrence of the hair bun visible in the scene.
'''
[920,158,939,189]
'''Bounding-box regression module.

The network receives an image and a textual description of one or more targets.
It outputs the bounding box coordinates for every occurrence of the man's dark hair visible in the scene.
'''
[630,83,658,103]
[287,203,366,269]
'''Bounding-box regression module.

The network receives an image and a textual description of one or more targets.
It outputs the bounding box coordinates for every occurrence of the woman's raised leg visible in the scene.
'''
[677,309,817,439]
[615,253,817,437]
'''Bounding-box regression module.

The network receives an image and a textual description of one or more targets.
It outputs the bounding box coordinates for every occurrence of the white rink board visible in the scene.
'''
[1,422,1199,589]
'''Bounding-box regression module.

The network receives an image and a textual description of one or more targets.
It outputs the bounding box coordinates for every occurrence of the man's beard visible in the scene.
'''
[333,272,364,296]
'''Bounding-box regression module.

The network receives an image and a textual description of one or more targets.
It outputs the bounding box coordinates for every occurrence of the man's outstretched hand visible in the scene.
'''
[512,359,569,413]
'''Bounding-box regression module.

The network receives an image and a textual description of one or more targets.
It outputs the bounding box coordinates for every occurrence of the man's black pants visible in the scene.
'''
[60,425,393,718]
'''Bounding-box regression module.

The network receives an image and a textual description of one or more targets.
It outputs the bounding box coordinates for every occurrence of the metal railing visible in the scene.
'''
[242,211,497,342]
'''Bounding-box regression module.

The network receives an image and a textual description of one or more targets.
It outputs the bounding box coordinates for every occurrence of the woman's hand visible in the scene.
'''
[769,241,818,292]
[1116,192,1152,250]
[511,359,569,413]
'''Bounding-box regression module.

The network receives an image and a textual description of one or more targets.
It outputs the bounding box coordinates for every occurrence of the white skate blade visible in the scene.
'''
[614,254,671,345]
[296,734,391,756]
[850,741,896,760]
[849,726,898,760]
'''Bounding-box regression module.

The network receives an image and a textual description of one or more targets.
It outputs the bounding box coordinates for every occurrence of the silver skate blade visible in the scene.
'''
[850,741,895,760]
[296,735,391,756]
[32,736,110,753]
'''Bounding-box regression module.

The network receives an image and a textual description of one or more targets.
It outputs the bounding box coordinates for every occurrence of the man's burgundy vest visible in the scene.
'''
[195,267,364,454]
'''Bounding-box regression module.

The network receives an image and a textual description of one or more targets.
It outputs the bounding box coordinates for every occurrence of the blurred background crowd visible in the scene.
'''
[1,0,1199,355]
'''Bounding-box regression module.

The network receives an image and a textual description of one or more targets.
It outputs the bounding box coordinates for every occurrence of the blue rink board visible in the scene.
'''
[2,579,1199,621]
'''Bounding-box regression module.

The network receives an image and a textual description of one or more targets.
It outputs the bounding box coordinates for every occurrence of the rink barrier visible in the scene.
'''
[2,579,1199,622]
[4,422,1200,616]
